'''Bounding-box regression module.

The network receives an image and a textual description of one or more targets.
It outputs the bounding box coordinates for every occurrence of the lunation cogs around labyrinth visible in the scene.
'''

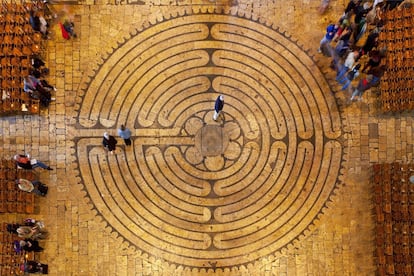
[74,12,343,269]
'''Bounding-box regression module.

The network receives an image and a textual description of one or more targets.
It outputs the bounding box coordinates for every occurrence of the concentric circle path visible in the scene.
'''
[74,13,343,269]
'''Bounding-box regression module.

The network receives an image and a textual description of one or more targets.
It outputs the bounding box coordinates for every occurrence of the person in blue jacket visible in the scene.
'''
[117,125,132,146]
[318,22,339,53]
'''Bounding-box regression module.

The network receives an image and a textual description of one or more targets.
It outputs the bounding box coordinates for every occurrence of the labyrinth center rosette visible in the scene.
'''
[76,14,342,268]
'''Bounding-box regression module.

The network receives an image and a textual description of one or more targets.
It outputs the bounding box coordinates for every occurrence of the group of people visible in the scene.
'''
[318,0,403,102]
[25,2,79,110]
[8,219,47,251]
[23,56,57,108]
[13,153,51,197]
[30,2,77,40]
[7,219,49,274]
[102,97,226,154]
[102,125,132,154]
[9,154,52,272]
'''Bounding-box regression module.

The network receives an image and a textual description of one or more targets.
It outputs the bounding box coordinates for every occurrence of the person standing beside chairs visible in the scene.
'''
[29,10,48,39]
[14,154,53,170]
[20,239,44,252]
[16,178,48,196]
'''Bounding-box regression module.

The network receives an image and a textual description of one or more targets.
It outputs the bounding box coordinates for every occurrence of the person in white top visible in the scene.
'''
[336,50,359,81]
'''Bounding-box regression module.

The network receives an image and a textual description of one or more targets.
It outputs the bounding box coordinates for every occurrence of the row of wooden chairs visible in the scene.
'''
[382,4,414,21]
[383,57,414,71]
[380,82,414,92]
[1,0,45,15]
[378,5,414,113]
[379,30,412,43]
[380,98,414,113]
[373,163,414,276]
[382,70,414,81]
[0,190,35,213]
[0,0,46,115]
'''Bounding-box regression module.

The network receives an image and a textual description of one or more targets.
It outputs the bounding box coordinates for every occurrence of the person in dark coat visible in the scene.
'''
[362,50,381,73]
[103,132,117,154]
[29,10,41,32]
[354,3,372,24]
[6,223,21,234]
[20,239,44,252]
[29,10,48,38]
[32,56,46,69]
[344,0,362,15]
[213,95,224,121]
[23,261,48,274]
[361,31,379,55]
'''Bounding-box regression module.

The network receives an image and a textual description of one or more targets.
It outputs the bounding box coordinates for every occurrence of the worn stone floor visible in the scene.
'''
[1,0,413,275]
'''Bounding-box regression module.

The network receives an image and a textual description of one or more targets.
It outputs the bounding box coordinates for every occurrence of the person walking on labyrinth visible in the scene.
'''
[103,132,117,154]
[213,95,224,121]
[117,125,132,146]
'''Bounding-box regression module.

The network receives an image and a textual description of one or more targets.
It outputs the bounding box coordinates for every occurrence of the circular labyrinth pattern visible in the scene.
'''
[75,13,343,269]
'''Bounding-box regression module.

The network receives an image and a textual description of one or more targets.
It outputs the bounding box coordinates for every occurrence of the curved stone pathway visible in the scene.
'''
[74,13,343,269]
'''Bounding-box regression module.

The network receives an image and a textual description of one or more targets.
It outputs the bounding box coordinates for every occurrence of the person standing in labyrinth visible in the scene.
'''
[117,125,132,146]
[213,95,224,121]
[103,132,118,154]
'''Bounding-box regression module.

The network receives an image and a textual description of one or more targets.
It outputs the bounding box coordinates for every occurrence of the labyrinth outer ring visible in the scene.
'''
[75,14,343,269]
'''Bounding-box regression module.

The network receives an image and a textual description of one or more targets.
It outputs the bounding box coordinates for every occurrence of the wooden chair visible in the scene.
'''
[25,193,34,213]
[0,191,6,212]
[16,200,25,213]
[29,98,40,114]
[6,201,16,213]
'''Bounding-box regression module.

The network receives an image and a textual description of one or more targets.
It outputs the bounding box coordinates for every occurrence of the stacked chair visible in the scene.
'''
[0,0,48,115]
[373,163,414,275]
[378,5,414,112]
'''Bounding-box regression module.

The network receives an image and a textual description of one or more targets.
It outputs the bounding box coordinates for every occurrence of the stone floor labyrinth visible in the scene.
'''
[73,12,343,270]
